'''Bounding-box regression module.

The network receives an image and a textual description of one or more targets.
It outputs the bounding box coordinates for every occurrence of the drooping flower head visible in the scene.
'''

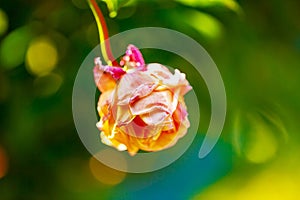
[94,45,192,155]
[88,0,192,155]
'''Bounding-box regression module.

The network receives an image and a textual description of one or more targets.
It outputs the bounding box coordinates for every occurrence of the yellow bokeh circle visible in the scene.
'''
[0,9,8,36]
[89,149,127,185]
[26,37,58,76]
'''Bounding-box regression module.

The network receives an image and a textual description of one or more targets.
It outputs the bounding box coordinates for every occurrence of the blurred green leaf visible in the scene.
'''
[169,10,223,40]
[0,26,32,69]
[232,106,288,164]
[174,0,243,15]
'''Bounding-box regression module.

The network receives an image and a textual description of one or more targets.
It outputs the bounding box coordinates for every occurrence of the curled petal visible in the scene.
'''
[146,63,173,80]
[117,71,155,105]
[119,117,163,139]
[130,82,159,104]
[104,66,126,80]
[146,63,192,96]
[93,66,116,92]
[127,44,145,66]
[129,90,174,116]
[140,110,169,126]
[115,105,134,126]
[93,57,126,92]
[97,90,114,117]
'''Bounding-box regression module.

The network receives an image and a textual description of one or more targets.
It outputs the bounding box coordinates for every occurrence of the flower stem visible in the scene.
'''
[88,0,118,66]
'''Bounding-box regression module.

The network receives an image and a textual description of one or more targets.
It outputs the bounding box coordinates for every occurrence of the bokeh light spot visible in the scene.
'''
[0,9,8,36]
[0,146,8,179]
[192,163,300,200]
[245,123,277,163]
[34,73,63,97]
[89,149,127,185]
[187,11,222,39]
[237,168,299,200]
[0,26,31,69]
[169,10,222,40]
[26,37,58,76]
[233,108,287,164]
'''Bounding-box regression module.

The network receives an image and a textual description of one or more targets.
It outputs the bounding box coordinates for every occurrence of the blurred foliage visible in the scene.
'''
[175,0,243,15]
[0,0,300,199]
[101,0,130,17]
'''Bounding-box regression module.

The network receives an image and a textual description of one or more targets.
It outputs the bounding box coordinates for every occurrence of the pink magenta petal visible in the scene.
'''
[120,45,146,70]
[104,66,126,80]
[127,44,145,66]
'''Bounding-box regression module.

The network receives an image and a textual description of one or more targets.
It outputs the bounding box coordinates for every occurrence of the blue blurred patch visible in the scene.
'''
[109,135,232,200]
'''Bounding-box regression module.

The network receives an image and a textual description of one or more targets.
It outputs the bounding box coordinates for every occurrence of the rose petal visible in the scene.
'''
[104,66,126,80]
[115,105,134,126]
[130,90,174,116]
[129,82,159,104]
[127,45,145,65]
[146,64,192,96]
[97,90,114,120]
[140,109,169,126]
[117,71,155,105]
[120,119,163,139]
[94,66,116,92]
[93,57,126,92]
[145,63,173,80]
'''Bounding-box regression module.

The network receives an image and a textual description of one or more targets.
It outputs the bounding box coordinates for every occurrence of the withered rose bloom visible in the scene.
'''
[94,45,192,155]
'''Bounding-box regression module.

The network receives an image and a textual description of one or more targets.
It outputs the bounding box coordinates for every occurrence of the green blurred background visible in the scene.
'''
[0,0,300,199]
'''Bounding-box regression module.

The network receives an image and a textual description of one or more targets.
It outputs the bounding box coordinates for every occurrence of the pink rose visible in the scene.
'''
[94,45,192,155]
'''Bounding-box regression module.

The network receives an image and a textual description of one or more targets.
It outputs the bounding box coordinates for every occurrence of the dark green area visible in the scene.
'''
[0,0,299,199]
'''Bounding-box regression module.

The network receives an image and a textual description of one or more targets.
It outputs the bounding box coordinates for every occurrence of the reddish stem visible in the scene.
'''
[90,0,119,66]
